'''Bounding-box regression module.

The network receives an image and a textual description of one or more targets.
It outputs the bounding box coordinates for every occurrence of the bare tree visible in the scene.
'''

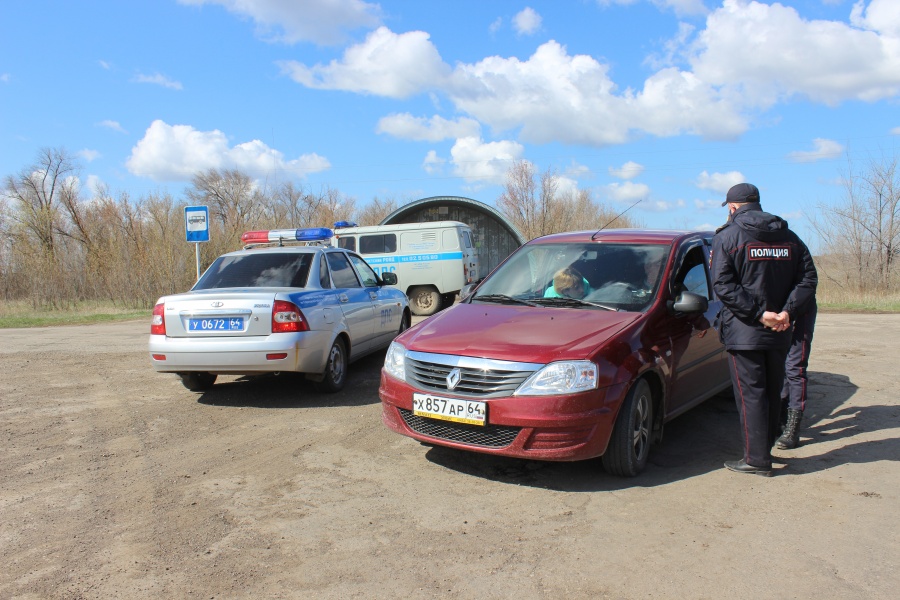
[811,152,900,291]
[355,196,398,226]
[186,169,266,244]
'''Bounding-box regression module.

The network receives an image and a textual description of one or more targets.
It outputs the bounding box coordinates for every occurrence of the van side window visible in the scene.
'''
[327,252,362,288]
[442,229,460,250]
[337,237,356,252]
[360,234,397,254]
[462,230,473,248]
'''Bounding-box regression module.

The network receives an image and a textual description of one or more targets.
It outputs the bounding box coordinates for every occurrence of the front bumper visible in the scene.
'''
[379,372,629,461]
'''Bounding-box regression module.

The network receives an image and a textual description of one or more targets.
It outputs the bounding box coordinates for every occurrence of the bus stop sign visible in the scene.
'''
[185,206,210,242]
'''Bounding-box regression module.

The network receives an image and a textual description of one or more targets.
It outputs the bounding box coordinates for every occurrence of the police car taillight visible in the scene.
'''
[151,302,166,335]
[241,228,334,245]
[272,300,309,333]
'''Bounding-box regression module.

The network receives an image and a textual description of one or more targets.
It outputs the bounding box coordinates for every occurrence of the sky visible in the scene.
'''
[2,0,899,249]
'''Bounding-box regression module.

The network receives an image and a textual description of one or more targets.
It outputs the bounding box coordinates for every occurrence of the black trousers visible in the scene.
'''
[781,307,817,412]
[727,347,789,468]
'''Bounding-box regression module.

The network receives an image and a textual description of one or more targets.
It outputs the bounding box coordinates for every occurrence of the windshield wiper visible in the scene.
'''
[473,294,540,307]
[532,297,619,311]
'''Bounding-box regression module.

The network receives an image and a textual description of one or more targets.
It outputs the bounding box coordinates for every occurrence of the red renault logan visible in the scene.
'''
[379,229,731,476]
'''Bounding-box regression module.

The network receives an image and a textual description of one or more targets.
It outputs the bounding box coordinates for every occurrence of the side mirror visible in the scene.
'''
[380,272,398,286]
[459,283,477,301]
[670,291,708,314]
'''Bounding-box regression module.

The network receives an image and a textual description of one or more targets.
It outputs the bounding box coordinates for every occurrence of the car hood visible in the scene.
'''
[401,303,641,363]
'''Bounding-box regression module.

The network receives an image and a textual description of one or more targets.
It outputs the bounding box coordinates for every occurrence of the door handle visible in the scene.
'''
[339,294,349,303]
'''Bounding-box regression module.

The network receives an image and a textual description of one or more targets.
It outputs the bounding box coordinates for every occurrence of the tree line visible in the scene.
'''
[2,147,896,310]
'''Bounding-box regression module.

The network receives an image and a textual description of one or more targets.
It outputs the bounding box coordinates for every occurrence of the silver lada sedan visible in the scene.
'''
[149,228,410,393]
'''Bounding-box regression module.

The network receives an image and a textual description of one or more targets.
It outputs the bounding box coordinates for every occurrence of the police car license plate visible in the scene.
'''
[412,393,486,426]
[188,318,244,331]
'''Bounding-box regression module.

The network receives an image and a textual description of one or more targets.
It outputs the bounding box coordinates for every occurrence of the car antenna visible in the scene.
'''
[591,198,642,240]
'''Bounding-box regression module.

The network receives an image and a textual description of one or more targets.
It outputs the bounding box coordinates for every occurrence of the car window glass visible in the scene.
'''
[675,247,711,300]
[349,254,379,287]
[327,252,362,288]
[319,254,331,288]
[194,253,312,289]
[337,236,356,252]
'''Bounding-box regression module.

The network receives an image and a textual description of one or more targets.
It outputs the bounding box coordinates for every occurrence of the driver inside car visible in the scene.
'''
[544,266,593,299]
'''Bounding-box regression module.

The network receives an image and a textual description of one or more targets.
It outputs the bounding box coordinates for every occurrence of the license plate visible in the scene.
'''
[412,393,486,426]
[188,318,245,331]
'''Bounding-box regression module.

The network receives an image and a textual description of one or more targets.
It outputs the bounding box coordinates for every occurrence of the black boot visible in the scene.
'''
[775,409,803,449]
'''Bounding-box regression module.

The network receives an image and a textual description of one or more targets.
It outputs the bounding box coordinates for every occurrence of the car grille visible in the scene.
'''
[399,409,521,448]
[405,352,540,398]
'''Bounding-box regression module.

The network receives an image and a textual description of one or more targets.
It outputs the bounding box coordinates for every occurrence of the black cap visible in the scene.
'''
[722,183,760,207]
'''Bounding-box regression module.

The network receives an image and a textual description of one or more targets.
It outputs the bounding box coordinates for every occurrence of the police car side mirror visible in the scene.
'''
[380,272,398,286]
[670,291,708,315]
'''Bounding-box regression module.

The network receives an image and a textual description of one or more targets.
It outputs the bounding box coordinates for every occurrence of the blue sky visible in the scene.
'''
[2,0,899,248]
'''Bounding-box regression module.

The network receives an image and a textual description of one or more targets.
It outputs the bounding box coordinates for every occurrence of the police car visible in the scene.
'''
[149,227,410,393]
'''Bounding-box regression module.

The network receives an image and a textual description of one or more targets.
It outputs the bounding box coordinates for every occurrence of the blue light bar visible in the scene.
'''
[333,221,358,229]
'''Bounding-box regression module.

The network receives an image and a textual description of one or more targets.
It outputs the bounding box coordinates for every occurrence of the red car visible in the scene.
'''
[379,229,731,476]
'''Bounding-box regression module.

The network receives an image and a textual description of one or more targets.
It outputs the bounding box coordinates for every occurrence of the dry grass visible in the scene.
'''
[0,300,149,328]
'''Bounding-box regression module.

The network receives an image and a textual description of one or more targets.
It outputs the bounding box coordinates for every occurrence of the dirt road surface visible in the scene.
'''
[1,313,898,599]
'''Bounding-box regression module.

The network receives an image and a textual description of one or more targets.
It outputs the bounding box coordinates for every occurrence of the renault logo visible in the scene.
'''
[211,301,224,308]
[446,368,462,391]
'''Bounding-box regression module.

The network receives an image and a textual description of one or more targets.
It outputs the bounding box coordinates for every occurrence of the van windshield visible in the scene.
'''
[472,242,670,312]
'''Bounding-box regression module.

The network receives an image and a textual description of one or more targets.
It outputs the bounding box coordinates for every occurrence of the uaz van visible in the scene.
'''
[333,221,480,316]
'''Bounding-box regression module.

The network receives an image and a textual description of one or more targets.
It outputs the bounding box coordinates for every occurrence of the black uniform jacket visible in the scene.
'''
[711,204,817,351]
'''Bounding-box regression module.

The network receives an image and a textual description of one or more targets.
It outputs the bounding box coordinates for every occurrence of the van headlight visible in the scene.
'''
[515,361,598,396]
[383,341,407,381]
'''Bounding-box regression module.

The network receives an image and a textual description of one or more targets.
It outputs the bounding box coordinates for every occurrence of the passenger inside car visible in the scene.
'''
[544,266,593,299]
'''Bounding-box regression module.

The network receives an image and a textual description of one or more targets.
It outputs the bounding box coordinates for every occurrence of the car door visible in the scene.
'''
[665,242,729,417]
[348,253,400,347]
[326,251,375,356]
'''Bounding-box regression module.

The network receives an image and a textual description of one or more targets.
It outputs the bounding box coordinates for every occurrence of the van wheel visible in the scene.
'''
[409,287,441,316]
[601,378,653,477]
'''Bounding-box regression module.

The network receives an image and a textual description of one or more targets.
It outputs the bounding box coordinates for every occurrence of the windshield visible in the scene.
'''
[194,253,313,289]
[472,242,670,312]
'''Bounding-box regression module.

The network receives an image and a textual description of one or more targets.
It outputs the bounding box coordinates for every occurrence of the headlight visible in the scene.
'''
[515,360,598,396]
[383,341,407,381]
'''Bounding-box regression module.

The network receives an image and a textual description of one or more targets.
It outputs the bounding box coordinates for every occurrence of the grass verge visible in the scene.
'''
[0,301,149,329]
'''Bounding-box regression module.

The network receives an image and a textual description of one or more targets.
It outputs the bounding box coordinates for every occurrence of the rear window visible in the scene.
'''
[193,253,313,289]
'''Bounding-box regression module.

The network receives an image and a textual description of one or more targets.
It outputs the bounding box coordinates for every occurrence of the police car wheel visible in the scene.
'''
[179,372,217,392]
[315,338,347,393]
[409,287,441,316]
[398,311,411,335]
[602,378,653,477]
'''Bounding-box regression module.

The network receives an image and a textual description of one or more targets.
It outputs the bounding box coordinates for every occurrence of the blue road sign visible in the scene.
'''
[185,206,210,242]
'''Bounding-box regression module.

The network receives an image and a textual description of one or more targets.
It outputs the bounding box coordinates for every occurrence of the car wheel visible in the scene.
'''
[602,378,653,477]
[180,372,217,392]
[398,310,411,335]
[314,338,347,393]
[409,287,441,316]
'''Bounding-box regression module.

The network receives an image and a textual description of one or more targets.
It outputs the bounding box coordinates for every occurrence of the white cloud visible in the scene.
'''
[513,8,542,35]
[422,150,446,175]
[376,114,481,141]
[98,60,111,70]
[891,126,900,135]
[133,72,183,90]
[78,149,101,162]
[97,120,127,134]
[489,17,503,34]
[85,175,105,195]
[687,0,900,106]
[696,170,744,193]
[609,161,644,179]
[178,0,380,45]
[278,27,450,98]
[449,136,524,185]
[1,73,11,83]
[604,181,650,203]
[788,138,844,163]
[693,198,722,211]
[850,0,900,38]
[126,120,330,181]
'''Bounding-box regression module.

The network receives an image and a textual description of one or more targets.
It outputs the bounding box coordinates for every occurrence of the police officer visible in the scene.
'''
[776,297,817,449]
[711,183,817,476]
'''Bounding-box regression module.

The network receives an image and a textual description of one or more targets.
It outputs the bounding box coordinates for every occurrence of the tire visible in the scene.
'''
[409,287,441,316]
[602,378,654,477]
[314,338,347,393]
[397,310,411,336]
[441,293,457,309]
[180,372,217,392]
